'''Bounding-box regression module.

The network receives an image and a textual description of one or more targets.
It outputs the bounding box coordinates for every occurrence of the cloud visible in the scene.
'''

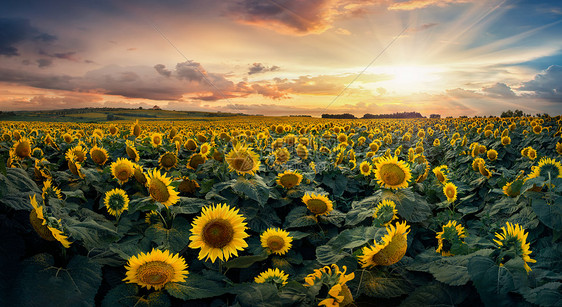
[482,82,516,98]
[0,18,57,56]
[389,0,474,11]
[519,65,562,102]
[154,64,172,77]
[36,59,53,68]
[407,23,439,32]
[248,63,280,75]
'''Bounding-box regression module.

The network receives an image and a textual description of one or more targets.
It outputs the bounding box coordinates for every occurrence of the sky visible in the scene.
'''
[1,0,561,117]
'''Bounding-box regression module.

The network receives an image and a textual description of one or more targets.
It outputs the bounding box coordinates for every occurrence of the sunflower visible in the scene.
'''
[433,138,440,147]
[66,145,88,163]
[296,144,309,160]
[225,143,260,175]
[111,158,135,185]
[199,142,212,157]
[436,220,467,256]
[150,133,163,147]
[184,139,197,151]
[443,182,458,202]
[186,153,207,170]
[123,248,188,290]
[261,228,293,255]
[373,155,412,190]
[373,199,398,226]
[158,151,178,170]
[178,177,200,195]
[432,165,449,184]
[359,161,372,176]
[188,203,249,263]
[109,124,119,135]
[29,195,71,248]
[125,140,140,162]
[90,145,109,166]
[273,147,291,165]
[302,193,334,217]
[359,221,410,268]
[501,136,511,146]
[527,148,537,160]
[487,149,498,161]
[304,264,355,307]
[478,162,492,178]
[131,120,142,138]
[133,164,148,186]
[276,170,303,189]
[472,157,485,171]
[13,136,32,159]
[42,179,62,201]
[66,153,85,179]
[556,142,562,155]
[104,188,130,217]
[146,168,179,207]
[493,222,536,273]
[527,157,562,180]
[254,268,289,286]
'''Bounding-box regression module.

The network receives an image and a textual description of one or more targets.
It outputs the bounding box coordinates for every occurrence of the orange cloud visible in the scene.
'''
[389,0,474,11]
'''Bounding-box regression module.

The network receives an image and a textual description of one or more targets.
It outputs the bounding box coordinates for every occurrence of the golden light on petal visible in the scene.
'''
[493,222,536,273]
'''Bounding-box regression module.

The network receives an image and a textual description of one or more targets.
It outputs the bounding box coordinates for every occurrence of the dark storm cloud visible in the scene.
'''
[175,61,206,82]
[36,58,53,68]
[0,18,57,56]
[248,63,280,75]
[519,65,562,102]
[482,82,517,98]
[154,64,172,77]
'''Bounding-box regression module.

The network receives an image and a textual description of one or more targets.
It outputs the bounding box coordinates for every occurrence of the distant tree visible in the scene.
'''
[106,114,115,121]
[139,106,143,110]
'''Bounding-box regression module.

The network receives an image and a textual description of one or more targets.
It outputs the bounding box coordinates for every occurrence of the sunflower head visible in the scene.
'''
[42,179,62,201]
[254,268,289,287]
[304,264,355,307]
[225,143,260,175]
[29,195,72,248]
[146,168,179,207]
[432,165,449,184]
[123,248,188,290]
[158,151,178,170]
[373,199,398,226]
[527,157,562,180]
[359,161,372,176]
[150,133,163,147]
[111,158,135,185]
[13,136,32,158]
[478,161,492,178]
[260,228,293,255]
[436,220,467,256]
[302,193,334,217]
[493,222,536,273]
[273,147,290,165]
[187,153,207,170]
[125,140,140,162]
[184,139,197,151]
[556,142,562,155]
[131,120,142,138]
[178,177,200,195]
[66,145,88,163]
[199,142,212,157]
[443,182,458,202]
[359,221,410,268]
[188,203,249,263]
[487,149,498,161]
[276,170,303,189]
[501,136,511,146]
[472,157,485,171]
[296,144,309,160]
[374,155,412,190]
[90,146,109,165]
[104,188,130,217]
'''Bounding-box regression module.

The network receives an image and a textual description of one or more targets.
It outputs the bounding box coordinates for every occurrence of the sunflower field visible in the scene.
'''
[1,116,561,306]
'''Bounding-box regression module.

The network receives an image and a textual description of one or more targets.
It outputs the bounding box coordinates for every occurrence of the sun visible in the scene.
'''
[372,65,443,94]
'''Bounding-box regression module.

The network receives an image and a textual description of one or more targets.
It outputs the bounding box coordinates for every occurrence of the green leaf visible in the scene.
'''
[521,282,562,307]
[145,216,190,253]
[532,197,562,231]
[170,197,207,215]
[400,282,469,307]
[65,214,120,249]
[360,271,413,298]
[316,244,349,265]
[232,176,270,206]
[428,249,493,286]
[128,197,158,214]
[12,254,102,307]
[102,283,171,307]
[0,168,41,210]
[234,283,281,307]
[165,273,225,300]
[224,253,269,269]
[394,190,432,223]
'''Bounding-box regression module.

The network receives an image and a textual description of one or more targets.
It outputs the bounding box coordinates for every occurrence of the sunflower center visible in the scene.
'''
[436,171,445,183]
[266,235,285,251]
[137,261,174,286]
[361,164,370,173]
[149,178,170,203]
[446,187,455,198]
[91,150,107,164]
[380,164,406,186]
[230,155,254,172]
[74,150,86,161]
[202,218,234,248]
[126,147,138,160]
[372,233,408,266]
[116,166,132,181]
[307,199,328,215]
[133,125,141,137]
[279,174,299,188]
[189,154,206,169]
[108,195,126,211]
[161,154,176,168]
[153,136,162,144]
[16,141,31,157]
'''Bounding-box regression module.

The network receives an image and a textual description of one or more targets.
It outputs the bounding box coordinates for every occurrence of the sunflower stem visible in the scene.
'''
[157,209,169,229]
